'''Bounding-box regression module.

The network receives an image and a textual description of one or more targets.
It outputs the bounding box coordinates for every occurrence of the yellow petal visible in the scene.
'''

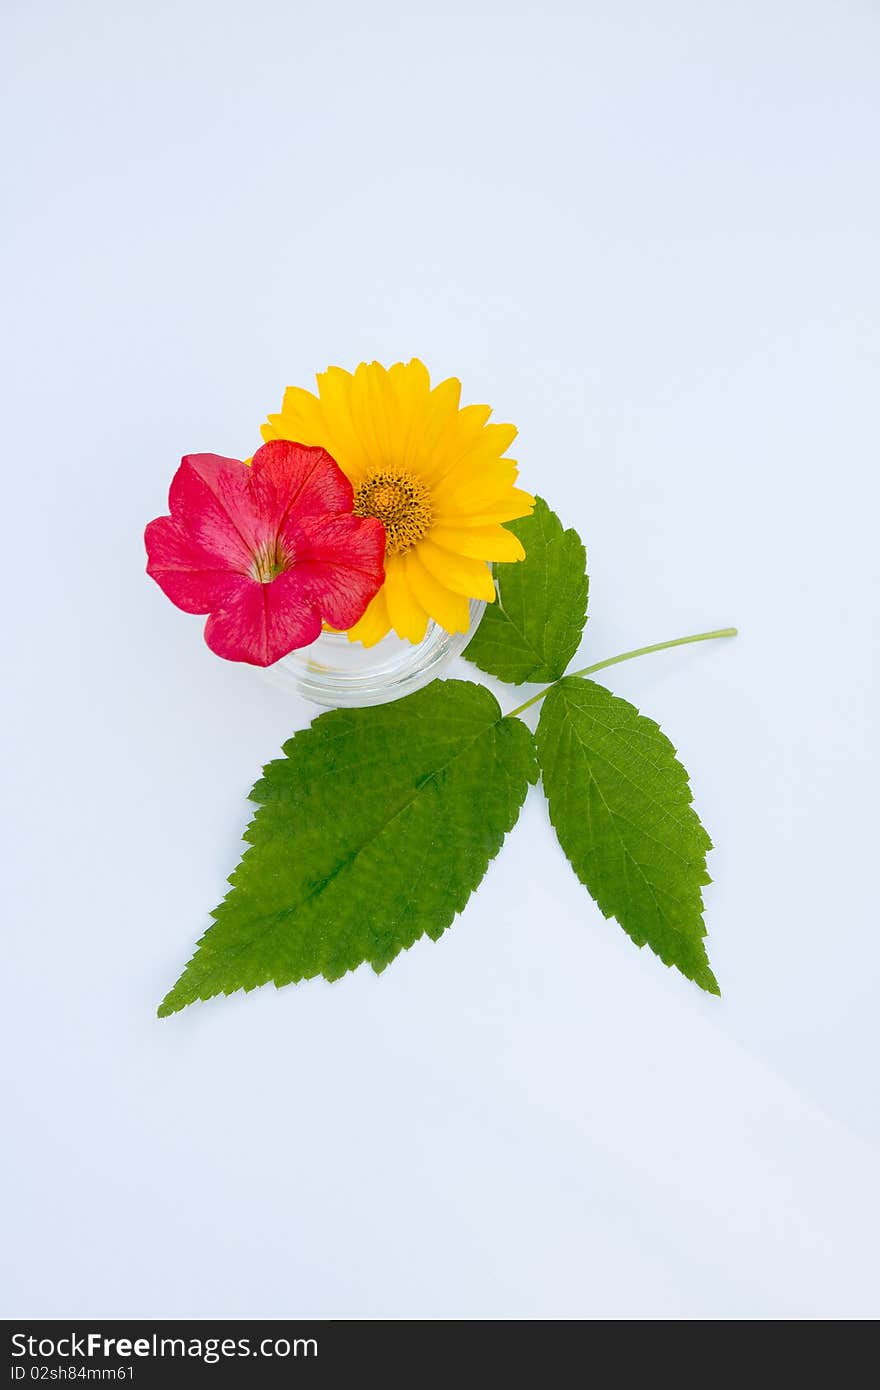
[475,421,518,455]
[404,550,471,633]
[391,357,431,386]
[418,539,496,601]
[432,422,518,485]
[434,486,535,527]
[431,459,521,513]
[430,523,525,562]
[263,372,371,483]
[346,586,391,647]
[428,375,461,419]
[388,358,432,410]
[314,366,370,482]
[315,364,354,392]
[272,385,326,443]
[382,554,430,643]
[407,375,462,478]
[387,359,432,471]
[421,403,494,486]
[347,362,393,472]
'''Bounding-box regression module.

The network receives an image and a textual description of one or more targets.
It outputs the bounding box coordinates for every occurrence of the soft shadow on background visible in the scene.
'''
[3,0,878,1318]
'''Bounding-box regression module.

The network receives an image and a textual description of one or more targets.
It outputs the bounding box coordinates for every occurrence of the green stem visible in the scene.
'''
[506,627,738,718]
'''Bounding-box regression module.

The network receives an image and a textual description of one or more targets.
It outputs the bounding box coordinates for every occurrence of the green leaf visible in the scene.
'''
[535,678,719,993]
[464,496,588,685]
[158,681,537,1016]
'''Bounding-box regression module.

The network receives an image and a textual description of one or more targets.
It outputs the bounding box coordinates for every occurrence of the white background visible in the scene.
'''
[3,0,878,1319]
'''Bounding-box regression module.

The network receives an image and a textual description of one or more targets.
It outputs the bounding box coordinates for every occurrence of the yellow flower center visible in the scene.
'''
[353,470,433,555]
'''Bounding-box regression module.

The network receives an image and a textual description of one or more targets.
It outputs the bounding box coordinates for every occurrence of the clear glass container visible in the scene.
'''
[264,599,486,708]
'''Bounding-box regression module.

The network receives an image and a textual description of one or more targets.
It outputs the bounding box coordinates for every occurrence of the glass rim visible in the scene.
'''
[263,599,486,708]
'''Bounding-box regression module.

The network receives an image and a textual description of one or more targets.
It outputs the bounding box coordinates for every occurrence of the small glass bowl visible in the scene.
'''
[264,599,486,708]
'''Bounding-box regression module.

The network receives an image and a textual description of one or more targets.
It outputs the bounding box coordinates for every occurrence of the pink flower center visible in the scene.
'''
[250,540,291,584]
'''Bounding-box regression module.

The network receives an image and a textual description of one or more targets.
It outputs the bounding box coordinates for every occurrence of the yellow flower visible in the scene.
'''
[260,359,534,646]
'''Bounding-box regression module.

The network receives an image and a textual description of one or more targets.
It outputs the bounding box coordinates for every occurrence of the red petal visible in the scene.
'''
[288,514,387,630]
[203,573,323,666]
[168,454,260,568]
[145,516,242,613]
[250,439,353,530]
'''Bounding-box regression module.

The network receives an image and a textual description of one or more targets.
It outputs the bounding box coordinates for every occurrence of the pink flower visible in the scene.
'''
[145,440,386,666]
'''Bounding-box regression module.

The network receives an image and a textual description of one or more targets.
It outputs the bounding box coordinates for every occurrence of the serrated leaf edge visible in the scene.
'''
[158,710,537,1016]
